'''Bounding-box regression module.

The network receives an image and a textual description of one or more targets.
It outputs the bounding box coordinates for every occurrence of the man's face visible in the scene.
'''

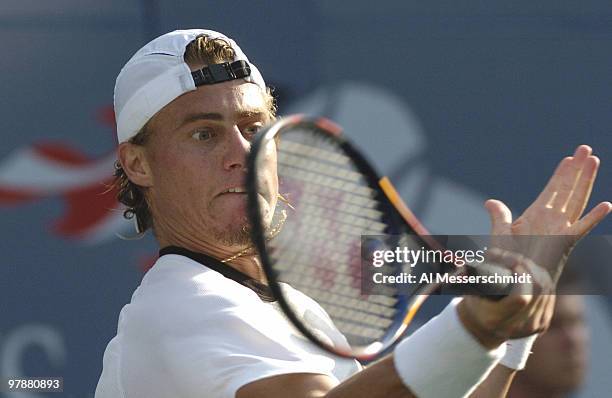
[143,80,278,247]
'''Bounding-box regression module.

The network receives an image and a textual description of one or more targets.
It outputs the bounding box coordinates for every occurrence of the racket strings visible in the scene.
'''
[264,129,412,346]
[278,149,365,182]
[279,139,354,166]
[282,187,385,219]
[278,163,375,197]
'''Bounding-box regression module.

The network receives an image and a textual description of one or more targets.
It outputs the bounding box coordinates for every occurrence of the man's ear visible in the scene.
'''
[118,142,154,187]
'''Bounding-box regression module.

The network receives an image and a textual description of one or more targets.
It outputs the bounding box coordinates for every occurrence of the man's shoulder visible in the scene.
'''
[140,253,223,291]
[121,254,259,331]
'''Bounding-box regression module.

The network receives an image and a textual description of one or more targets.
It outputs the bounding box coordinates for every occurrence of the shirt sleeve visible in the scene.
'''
[157,291,341,398]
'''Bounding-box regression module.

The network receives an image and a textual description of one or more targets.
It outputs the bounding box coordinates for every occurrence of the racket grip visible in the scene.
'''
[471,263,512,300]
[455,262,517,300]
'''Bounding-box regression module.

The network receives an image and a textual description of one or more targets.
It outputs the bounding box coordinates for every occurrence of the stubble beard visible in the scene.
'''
[212,215,253,246]
[212,204,275,247]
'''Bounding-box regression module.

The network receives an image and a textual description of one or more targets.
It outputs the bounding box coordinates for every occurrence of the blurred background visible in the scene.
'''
[0,1,610,396]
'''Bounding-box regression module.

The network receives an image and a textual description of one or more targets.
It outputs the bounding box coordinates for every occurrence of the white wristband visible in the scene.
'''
[393,299,506,398]
[499,334,538,370]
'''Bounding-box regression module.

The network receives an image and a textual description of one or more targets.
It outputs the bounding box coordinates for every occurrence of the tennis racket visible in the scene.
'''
[246,115,512,361]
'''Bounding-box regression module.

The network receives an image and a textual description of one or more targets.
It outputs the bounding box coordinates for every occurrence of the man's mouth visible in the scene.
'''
[218,187,270,202]
[221,187,247,194]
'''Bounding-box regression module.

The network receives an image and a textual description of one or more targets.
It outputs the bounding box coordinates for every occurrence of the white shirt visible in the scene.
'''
[95,253,362,398]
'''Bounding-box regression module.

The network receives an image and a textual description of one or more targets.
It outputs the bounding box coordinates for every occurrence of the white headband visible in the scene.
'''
[114,29,266,143]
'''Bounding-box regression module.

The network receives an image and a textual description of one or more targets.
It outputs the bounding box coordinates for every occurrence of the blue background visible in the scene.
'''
[0,1,610,396]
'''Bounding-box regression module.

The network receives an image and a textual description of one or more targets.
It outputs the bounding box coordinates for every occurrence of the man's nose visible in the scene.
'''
[223,125,250,171]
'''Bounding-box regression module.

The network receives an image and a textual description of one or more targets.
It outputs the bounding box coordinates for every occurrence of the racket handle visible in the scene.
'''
[445,262,519,300]
[469,262,514,300]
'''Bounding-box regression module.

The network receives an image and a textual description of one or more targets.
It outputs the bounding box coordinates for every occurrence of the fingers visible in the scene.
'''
[515,295,546,335]
[548,145,593,211]
[486,293,534,339]
[530,145,605,234]
[485,199,513,235]
[550,146,591,208]
[513,294,555,337]
[534,294,556,334]
[573,201,612,237]
[484,251,557,337]
[535,157,572,207]
[494,290,556,338]
[534,145,592,209]
[565,155,599,222]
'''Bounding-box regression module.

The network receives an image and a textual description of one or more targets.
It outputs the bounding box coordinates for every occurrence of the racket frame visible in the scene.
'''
[247,115,451,361]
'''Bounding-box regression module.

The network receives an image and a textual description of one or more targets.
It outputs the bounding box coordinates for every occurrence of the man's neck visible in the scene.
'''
[158,236,264,282]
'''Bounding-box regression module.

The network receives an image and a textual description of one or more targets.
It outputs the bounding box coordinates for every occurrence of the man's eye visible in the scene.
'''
[243,124,263,138]
[192,129,214,141]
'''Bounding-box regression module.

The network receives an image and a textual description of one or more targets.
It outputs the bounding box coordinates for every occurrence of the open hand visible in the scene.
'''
[459,145,611,348]
[484,144,611,280]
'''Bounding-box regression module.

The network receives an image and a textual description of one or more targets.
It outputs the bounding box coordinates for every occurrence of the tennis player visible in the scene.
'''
[95,29,611,398]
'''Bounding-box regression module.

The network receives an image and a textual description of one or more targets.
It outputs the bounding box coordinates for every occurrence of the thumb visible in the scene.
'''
[485,199,513,235]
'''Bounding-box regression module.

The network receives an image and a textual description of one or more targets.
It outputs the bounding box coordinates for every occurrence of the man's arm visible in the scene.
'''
[239,145,610,398]
[469,366,516,398]
[237,357,521,398]
[237,355,414,398]
[236,294,534,398]
[237,287,561,398]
